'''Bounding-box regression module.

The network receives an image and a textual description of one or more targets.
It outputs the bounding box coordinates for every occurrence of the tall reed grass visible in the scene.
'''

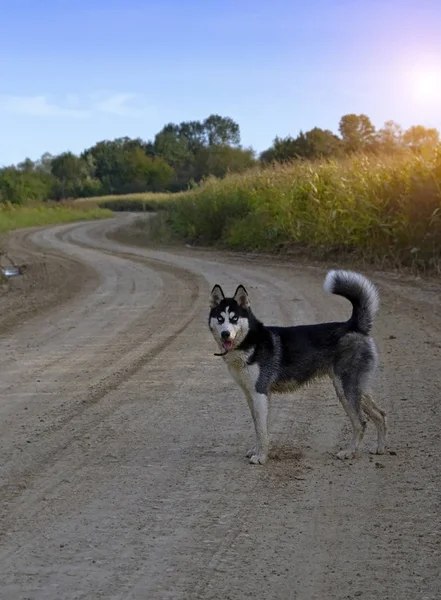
[156,151,441,270]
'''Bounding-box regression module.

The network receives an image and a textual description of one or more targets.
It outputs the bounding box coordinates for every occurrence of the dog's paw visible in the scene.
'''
[245,447,256,458]
[336,448,355,460]
[249,453,268,465]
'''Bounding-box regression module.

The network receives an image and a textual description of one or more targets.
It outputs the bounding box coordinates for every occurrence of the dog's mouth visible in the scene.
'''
[222,340,234,351]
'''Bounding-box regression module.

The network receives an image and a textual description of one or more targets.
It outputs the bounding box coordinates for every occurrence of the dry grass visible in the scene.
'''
[75,192,179,204]
[75,191,181,213]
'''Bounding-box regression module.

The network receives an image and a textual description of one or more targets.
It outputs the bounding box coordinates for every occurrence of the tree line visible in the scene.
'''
[0,113,439,205]
[260,115,439,163]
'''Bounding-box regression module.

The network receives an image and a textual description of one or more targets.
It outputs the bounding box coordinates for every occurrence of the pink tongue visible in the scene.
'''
[223,340,233,350]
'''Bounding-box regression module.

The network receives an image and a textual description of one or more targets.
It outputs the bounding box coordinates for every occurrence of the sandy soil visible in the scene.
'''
[0,214,439,600]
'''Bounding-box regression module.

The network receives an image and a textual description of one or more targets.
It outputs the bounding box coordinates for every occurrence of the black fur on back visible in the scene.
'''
[237,308,376,396]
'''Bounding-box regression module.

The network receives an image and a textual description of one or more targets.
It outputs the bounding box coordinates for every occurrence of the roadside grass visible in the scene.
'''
[0,201,112,235]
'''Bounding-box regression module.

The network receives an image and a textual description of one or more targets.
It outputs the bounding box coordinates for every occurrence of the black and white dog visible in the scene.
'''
[208,270,387,465]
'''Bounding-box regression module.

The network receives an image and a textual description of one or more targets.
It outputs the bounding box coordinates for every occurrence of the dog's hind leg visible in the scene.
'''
[333,376,367,460]
[362,393,387,455]
[248,392,269,465]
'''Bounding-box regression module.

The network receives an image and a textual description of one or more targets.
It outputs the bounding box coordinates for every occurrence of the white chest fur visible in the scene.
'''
[224,349,259,394]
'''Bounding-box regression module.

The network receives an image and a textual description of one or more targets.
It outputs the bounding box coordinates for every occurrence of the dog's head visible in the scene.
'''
[208,284,251,352]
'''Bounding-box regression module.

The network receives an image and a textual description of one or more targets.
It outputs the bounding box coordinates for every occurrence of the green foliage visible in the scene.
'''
[155,149,441,271]
[50,152,93,200]
[261,129,343,163]
[338,114,376,152]
[194,145,255,179]
[376,120,404,153]
[304,127,344,158]
[203,114,240,146]
[1,110,441,227]
[154,125,192,167]
[116,148,174,193]
[402,125,440,153]
[0,166,54,205]
[0,201,112,234]
[81,137,155,194]
[153,114,248,189]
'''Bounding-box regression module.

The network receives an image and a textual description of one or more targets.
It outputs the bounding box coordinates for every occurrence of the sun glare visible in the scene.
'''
[412,68,441,102]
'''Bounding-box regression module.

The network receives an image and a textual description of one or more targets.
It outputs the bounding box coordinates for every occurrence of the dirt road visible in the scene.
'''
[0,215,439,600]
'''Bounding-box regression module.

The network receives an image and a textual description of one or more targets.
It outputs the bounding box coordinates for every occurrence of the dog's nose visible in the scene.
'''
[221,330,231,340]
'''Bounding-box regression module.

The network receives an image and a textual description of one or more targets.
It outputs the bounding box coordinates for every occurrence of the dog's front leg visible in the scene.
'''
[244,392,257,459]
[248,392,269,465]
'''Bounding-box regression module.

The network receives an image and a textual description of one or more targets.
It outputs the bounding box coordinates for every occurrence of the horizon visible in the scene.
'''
[1,0,441,166]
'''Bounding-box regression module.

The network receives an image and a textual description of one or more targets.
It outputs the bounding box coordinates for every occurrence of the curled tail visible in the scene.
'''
[324,270,379,335]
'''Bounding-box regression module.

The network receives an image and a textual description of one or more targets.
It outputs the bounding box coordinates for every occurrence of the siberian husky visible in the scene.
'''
[208,270,387,465]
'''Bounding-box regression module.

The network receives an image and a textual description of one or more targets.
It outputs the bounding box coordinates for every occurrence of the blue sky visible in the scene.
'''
[1,0,441,165]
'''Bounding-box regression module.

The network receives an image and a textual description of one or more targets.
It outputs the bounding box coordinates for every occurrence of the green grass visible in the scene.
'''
[143,150,441,272]
[0,201,112,235]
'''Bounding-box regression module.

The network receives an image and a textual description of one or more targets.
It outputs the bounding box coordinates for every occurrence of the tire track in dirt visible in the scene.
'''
[0,226,98,336]
[0,220,207,534]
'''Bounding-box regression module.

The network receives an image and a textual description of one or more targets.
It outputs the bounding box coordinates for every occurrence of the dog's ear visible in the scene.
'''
[233,285,250,309]
[210,284,225,308]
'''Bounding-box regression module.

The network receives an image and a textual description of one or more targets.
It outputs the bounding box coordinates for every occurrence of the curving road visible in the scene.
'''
[0,215,439,599]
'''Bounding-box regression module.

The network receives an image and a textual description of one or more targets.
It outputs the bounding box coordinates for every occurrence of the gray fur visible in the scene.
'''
[208,270,387,464]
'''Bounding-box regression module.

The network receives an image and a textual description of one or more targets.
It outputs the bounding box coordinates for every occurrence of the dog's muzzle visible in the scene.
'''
[214,332,234,356]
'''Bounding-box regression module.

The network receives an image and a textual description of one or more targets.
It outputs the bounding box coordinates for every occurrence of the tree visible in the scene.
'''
[260,128,343,163]
[303,127,343,158]
[153,115,242,188]
[119,147,174,192]
[194,145,255,180]
[260,136,301,163]
[17,158,35,172]
[51,152,85,182]
[178,120,206,152]
[50,152,89,199]
[80,137,175,194]
[153,125,194,190]
[0,166,53,204]
[82,138,135,193]
[402,125,440,152]
[339,114,376,152]
[154,125,192,168]
[376,120,404,153]
[35,152,54,174]
[145,157,175,191]
[202,114,240,146]
[259,147,277,163]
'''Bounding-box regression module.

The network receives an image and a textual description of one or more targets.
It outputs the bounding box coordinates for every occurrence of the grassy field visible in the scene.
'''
[0,201,112,235]
[116,151,440,272]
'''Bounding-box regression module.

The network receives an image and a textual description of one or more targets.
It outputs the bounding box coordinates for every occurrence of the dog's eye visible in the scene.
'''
[230,316,238,323]
[217,316,224,324]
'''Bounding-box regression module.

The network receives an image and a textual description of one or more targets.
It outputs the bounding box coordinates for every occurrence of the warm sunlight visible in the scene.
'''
[412,67,441,102]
